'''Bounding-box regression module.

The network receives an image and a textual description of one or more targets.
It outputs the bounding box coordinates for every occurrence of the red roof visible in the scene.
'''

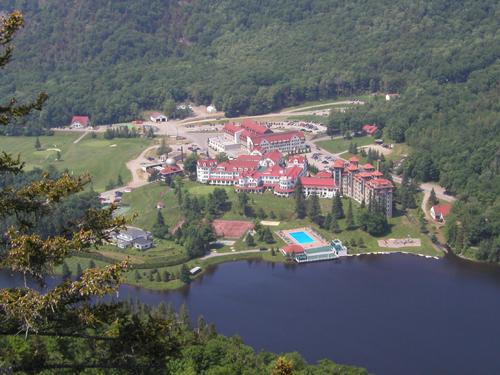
[282,244,305,254]
[432,204,452,218]
[367,178,393,189]
[372,170,383,177]
[349,156,359,163]
[362,124,378,135]
[300,176,336,188]
[160,165,182,175]
[261,165,285,178]
[355,172,374,179]
[150,112,165,118]
[223,122,241,135]
[217,158,260,171]
[71,115,89,126]
[332,159,345,168]
[315,170,333,178]
[237,154,263,163]
[347,164,359,172]
[363,163,375,170]
[263,150,283,163]
[285,166,303,179]
[241,119,270,134]
[249,131,305,146]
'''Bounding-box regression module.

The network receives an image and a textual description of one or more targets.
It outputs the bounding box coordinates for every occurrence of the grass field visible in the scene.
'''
[0,132,151,191]
[316,136,375,155]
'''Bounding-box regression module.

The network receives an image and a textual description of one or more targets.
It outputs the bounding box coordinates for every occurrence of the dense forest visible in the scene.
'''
[0,0,497,127]
[0,1,498,256]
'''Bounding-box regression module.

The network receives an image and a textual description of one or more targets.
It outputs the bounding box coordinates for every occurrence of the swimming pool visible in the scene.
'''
[289,231,315,245]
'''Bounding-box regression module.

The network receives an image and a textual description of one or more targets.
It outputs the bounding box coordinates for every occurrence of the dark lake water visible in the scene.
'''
[2,254,500,375]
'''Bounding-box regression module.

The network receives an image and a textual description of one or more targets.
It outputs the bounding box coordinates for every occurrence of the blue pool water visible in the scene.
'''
[290,231,315,244]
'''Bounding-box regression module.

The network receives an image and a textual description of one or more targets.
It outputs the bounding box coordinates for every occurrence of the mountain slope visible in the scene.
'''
[0,0,498,125]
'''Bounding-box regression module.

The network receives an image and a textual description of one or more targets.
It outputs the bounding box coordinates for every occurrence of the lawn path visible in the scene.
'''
[201,249,268,260]
[73,131,88,144]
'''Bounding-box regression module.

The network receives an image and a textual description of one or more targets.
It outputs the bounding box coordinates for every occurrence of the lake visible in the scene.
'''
[2,254,500,375]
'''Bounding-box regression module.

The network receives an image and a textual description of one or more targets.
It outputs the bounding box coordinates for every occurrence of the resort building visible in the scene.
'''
[197,152,311,196]
[333,157,394,217]
[300,176,337,198]
[208,119,307,154]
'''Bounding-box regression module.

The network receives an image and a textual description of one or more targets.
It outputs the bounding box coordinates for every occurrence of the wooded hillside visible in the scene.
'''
[0,0,498,126]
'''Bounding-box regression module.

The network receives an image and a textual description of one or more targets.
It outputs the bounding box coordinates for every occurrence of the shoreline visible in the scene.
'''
[124,248,443,292]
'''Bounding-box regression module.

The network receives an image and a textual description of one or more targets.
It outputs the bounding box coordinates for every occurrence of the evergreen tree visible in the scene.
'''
[345,199,355,230]
[332,195,345,219]
[162,270,170,282]
[34,136,41,150]
[180,265,191,284]
[156,209,165,226]
[155,272,161,282]
[245,233,255,247]
[152,209,169,239]
[323,213,332,229]
[262,227,275,244]
[89,260,96,268]
[330,214,341,233]
[429,188,439,206]
[117,174,124,186]
[307,194,321,224]
[294,179,306,219]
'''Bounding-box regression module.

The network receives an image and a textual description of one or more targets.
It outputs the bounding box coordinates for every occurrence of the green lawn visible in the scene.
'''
[316,136,375,154]
[0,132,151,191]
[121,181,438,257]
[59,179,439,291]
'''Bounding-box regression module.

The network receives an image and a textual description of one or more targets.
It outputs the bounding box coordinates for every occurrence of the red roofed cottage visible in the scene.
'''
[70,115,90,128]
[430,204,452,222]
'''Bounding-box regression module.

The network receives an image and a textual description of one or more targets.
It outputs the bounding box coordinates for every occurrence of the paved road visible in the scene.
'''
[100,144,159,201]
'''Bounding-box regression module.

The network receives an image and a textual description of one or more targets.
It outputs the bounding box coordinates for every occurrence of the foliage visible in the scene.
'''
[332,195,344,219]
[345,199,355,230]
[152,210,170,239]
[103,126,140,139]
[157,138,172,156]
[294,179,306,219]
[307,194,321,225]
[245,233,255,247]
[183,153,199,180]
